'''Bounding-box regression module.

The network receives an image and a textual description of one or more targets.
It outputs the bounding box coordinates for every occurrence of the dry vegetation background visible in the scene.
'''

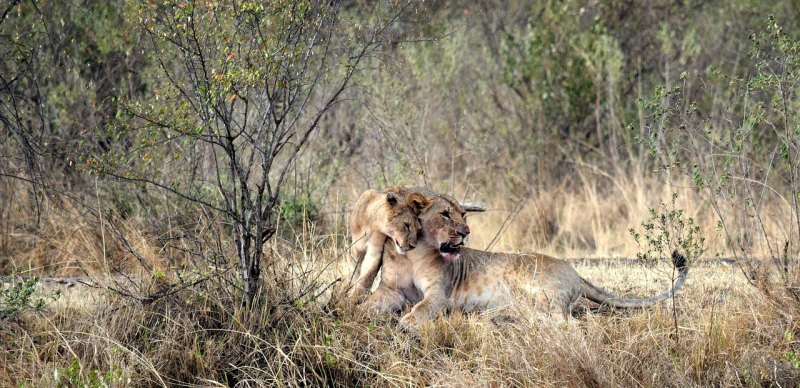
[2,0,800,386]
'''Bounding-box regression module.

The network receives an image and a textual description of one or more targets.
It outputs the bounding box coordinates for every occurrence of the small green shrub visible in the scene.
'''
[629,192,705,266]
[1,276,58,322]
[786,330,800,369]
[279,197,320,228]
[55,358,123,388]
[629,192,705,342]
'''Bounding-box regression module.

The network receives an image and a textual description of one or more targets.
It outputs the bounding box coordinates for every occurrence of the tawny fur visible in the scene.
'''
[348,186,430,301]
[366,195,689,329]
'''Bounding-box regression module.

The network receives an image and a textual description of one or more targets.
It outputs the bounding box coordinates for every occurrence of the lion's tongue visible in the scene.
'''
[441,251,460,261]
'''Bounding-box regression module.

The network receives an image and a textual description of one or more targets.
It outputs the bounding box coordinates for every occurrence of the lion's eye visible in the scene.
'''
[441,211,451,220]
[404,223,410,232]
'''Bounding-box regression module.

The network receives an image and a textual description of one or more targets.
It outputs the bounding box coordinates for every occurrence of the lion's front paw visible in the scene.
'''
[398,312,419,332]
[348,286,368,304]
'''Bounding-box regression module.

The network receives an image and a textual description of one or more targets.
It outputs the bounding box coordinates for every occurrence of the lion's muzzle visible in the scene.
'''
[395,239,417,255]
[439,241,464,261]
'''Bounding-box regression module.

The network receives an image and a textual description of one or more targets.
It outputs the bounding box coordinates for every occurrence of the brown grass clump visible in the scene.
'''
[454,170,726,259]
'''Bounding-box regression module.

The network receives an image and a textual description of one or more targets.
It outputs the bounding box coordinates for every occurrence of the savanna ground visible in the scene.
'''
[3,1,800,386]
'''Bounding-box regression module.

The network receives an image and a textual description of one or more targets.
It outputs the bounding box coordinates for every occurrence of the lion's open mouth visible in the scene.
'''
[439,242,462,261]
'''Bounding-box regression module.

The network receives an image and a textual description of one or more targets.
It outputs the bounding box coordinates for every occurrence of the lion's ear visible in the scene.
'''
[407,192,431,212]
[460,201,487,212]
[386,192,399,206]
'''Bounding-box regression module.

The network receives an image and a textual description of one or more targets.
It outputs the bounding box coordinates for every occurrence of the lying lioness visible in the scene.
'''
[365,194,689,328]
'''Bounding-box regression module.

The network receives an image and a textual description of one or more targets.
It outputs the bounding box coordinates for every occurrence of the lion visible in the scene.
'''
[348,186,431,300]
[365,194,689,329]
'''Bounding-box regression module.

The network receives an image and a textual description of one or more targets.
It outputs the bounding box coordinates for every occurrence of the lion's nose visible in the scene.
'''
[458,225,470,237]
[408,242,416,249]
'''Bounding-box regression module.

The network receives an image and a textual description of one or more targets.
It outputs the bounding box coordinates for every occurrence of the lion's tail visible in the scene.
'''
[580,250,689,308]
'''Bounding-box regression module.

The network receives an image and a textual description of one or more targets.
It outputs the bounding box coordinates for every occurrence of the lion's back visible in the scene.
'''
[451,248,581,310]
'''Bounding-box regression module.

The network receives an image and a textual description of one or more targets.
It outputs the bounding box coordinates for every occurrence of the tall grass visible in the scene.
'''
[2,237,797,385]
[2,171,800,386]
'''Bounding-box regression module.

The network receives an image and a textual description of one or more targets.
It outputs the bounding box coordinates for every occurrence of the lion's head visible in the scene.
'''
[382,190,431,254]
[418,194,470,261]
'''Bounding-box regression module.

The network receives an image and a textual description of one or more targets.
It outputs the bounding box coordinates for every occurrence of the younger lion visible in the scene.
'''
[348,186,431,300]
[366,195,689,329]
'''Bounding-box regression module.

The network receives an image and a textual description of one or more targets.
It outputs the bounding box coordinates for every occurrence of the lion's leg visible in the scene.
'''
[366,285,408,313]
[557,301,571,321]
[552,293,584,324]
[399,281,447,330]
[531,289,572,322]
[349,233,386,301]
[349,233,368,279]
[557,287,583,320]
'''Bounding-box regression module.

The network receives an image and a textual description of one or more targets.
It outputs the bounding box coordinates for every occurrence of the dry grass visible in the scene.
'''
[419,174,726,259]
[3,255,796,387]
[2,174,799,386]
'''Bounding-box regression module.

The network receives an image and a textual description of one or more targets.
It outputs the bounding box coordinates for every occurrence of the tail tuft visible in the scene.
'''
[671,250,689,271]
[582,251,691,309]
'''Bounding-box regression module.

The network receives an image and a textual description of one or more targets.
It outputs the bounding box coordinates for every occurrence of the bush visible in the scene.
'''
[1,276,58,322]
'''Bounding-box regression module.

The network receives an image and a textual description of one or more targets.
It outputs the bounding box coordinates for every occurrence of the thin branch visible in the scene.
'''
[98,170,231,216]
